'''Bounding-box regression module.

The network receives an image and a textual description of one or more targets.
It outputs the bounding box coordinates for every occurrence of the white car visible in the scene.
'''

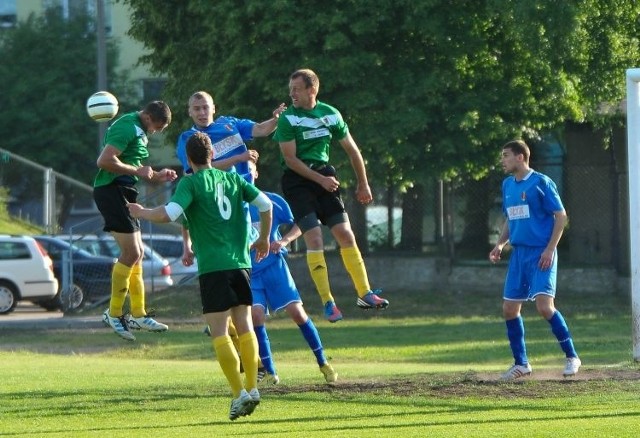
[0,235,59,314]
[141,234,198,285]
[59,234,173,292]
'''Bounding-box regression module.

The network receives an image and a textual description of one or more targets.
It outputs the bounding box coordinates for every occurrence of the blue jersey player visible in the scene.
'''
[248,163,337,384]
[176,91,285,181]
[489,140,581,380]
[178,91,284,369]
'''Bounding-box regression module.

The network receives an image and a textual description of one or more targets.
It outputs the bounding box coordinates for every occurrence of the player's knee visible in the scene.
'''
[298,213,321,233]
[331,225,356,247]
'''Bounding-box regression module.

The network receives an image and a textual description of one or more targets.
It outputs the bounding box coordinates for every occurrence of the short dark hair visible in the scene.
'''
[143,101,172,125]
[186,131,213,165]
[290,68,319,91]
[503,140,530,163]
[189,91,214,106]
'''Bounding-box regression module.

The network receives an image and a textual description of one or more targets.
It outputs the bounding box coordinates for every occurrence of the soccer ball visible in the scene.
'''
[86,91,119,122]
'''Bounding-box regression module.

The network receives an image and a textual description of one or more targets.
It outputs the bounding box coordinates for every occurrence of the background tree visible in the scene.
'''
[0,5,133,228]
[123,0,639,251]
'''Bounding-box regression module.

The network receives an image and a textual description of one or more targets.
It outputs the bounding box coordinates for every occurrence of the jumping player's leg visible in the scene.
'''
[109,231,143,316]
[109,260,133,316]
[281,171,335,309]
[302,225,335,306]
[285,303,328,366]
[94,184,142,320]
[126,233,147,318]
[331,222,370,297]
[251,304,277,377]
[330,220,388,310]
[113,232,168,332]
[288,303,337,383]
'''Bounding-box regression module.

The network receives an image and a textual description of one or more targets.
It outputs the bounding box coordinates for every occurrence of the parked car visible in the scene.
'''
[58,234,173,291]
[141,233,198,285]
[33,235,115,312]
[0,235,58,314]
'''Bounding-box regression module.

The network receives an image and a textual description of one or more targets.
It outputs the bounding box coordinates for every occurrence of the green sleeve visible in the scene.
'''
[274,115,295,142]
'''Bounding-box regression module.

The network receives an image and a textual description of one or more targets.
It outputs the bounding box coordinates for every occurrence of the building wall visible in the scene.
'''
[16,1,152,84]
[285,253,623,297]
[14,0,180,167]
[564,123,628,271]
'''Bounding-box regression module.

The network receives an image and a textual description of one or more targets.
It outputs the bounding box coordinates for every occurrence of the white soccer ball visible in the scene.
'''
[86,91,119,122]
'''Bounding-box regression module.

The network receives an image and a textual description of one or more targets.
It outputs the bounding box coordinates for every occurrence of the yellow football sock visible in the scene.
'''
[213,335,244,397]
[340,246,371,297]
[307,250,334,304]
[128,264,146,317]
[238,331,259,389]
[228,319,241,353]
[109,262,132,316]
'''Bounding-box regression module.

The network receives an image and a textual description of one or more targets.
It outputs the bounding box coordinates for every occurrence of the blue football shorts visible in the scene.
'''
[503,245,557,301]
[251,255,301,313]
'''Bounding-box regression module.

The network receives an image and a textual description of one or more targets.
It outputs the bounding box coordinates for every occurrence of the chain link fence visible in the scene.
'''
[0,122,630,314]
[0,147,180,313]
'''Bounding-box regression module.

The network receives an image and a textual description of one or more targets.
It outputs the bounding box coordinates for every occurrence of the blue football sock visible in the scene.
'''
[298,319,327,366]
[254,325,276,374]
[506,316,528,365]
[548,311,578,358]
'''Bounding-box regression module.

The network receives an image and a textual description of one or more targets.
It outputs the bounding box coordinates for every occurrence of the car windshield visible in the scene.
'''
[142,239,183,259]
[65,236,163,262]
[36,238,95,260]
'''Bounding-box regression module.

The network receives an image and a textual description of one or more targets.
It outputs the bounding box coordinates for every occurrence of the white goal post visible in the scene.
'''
[626,68,640,361]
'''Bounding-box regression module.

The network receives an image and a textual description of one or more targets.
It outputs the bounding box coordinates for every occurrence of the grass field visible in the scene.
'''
[1,284,639,437]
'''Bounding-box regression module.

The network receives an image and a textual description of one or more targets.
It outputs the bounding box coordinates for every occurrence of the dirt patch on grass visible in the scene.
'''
[264,369,640,398]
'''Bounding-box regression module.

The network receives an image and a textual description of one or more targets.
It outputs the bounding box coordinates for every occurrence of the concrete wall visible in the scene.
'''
[286,253,623,294]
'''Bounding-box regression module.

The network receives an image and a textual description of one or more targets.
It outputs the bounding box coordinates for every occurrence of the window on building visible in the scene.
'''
[42,0,112,36]
[0,0,17,29]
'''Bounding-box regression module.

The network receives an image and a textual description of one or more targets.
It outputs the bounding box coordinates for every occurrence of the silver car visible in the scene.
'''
[141,233,198,285]
[59,234,173,292]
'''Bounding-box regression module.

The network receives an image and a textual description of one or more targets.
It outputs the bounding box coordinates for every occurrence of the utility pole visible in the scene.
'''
[96,0,107,152]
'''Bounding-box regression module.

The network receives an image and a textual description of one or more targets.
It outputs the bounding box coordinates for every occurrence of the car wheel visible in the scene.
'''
[36,298,60,312]
[0,280,18,315]
[59,283,86,314]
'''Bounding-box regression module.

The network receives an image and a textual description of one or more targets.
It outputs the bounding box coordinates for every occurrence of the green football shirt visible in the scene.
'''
[94,112,150,187]
[274,101,349,169]
[170,168,261,274]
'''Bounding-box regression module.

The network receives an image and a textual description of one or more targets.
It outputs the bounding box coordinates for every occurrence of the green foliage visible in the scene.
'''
[122,0,640,188]
[0,6,133,185]
[0,187,43,234]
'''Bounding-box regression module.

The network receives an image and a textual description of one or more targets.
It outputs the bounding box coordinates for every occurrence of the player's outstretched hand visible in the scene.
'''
[489,246,502,263]
[127,202,143,218]
[154,168,178,182]
[245,149,259,163]
[356,183,373,204]
[251,237,270,263]
[182,249,195,267]
[273,103,286,118]
[270,240,285,254]
[135,165,154,181]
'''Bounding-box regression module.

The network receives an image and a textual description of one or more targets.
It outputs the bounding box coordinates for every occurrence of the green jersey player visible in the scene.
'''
[127,131,273,421]
[274,68,388,322]
[93,100,176,341]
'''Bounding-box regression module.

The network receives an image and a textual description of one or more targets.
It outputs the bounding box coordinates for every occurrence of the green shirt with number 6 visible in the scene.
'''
[170,168,260,274]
